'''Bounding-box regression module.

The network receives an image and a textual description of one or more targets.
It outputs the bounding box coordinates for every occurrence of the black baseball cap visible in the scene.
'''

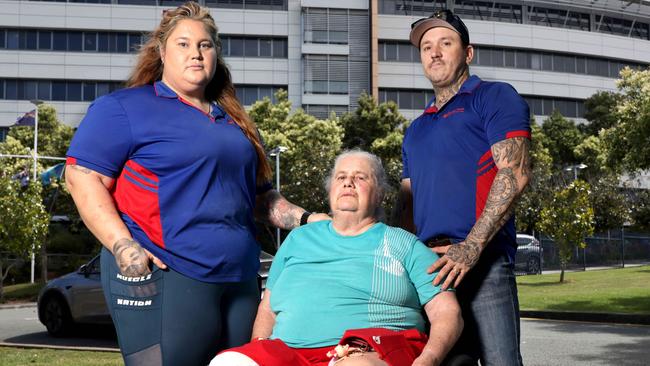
[409,9,470,48]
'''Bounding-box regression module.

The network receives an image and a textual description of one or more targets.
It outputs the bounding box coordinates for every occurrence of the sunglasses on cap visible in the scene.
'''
[410,9,470,47]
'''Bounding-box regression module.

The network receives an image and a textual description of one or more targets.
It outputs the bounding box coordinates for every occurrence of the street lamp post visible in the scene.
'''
[30,99,42,284]
[269,146,288,249]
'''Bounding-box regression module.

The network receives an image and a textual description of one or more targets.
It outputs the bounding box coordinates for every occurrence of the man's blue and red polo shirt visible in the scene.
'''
[402,75,530,259]
[67,81,270,282]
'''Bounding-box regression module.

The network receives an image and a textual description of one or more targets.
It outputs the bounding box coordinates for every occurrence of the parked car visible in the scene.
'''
[38,251,274,337]
[515,234,543,274]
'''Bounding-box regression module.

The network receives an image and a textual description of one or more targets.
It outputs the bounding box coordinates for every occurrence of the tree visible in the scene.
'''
[580,91,622,137]
[8,104,74,158]
[538,180,595,283]
[573,136,628,232]
[629,190,650,231]
[0,178,49,301]
[0,105,75,283]
[249,90,343,250]
[339,93,409,220]
[602,67,650,172]
[541,110,584,168]
[516,122,554,234]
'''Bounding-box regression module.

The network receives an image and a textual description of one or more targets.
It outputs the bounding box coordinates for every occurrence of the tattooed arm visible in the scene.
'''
[65,164,166,276]
[430,137,531,289]
[254,189,329,230]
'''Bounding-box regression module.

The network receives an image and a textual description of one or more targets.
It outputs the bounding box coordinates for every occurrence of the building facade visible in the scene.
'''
[1,0,649,130]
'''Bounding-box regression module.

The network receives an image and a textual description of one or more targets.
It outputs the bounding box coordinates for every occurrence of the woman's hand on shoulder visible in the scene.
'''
[306,213,331,223]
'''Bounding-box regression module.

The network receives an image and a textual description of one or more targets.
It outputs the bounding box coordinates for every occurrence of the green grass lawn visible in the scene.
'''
[517,265,650,314]
[1,282,45,303]
[0,347,122,366]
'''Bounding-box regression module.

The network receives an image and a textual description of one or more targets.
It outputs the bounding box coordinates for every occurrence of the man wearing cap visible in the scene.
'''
[399,9,531,366]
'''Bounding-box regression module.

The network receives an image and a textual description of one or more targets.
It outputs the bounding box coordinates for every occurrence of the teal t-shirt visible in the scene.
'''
[266,221,443,348]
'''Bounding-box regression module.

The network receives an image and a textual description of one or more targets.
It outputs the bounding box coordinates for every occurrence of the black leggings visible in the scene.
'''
[101,247,259,366]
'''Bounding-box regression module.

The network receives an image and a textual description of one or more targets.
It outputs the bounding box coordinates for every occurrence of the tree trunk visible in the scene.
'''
[559,261,566,283]
[0,261,16,303]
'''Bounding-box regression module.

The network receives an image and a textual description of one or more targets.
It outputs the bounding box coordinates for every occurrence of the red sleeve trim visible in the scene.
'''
[505,130,531,139]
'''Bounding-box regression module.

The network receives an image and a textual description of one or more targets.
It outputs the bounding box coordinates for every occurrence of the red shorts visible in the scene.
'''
[221,328,428,366]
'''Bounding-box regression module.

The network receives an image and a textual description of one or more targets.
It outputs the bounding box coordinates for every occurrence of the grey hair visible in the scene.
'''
[324,149,390,219]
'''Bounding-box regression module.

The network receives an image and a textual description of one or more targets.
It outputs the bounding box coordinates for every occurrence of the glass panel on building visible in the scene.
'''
[84,32,97,51]
[38,30,52,50]
[83,82,96,102]
[98,32,109,52]
[272,38,286,58]
[52,81,66,101]
[96,82,110,97]
[5,80,17,100]
[68,32,82,51]
[7,30,19,49]
[23,80,38,100]
[38,81,50,100]
[53,31,66,51]
[25,30,38,50]
[244,38,258,57]
[259,38,272,57]
[66,82,82,101]
[229,37,243,56]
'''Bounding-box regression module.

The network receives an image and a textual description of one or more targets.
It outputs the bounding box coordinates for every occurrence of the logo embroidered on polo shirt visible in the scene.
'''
[442,107,465,118]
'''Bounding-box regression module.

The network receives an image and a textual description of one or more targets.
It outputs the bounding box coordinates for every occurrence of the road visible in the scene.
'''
[1,306,650,364]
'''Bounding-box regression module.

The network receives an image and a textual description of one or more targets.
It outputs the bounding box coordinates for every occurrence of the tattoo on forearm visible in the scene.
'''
[259,191,302,229]
[446,238,481,268]
[69,164,92,174]
[113,238,150,276]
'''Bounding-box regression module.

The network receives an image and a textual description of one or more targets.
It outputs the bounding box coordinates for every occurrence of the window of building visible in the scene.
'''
[24,30,38,50]
[234,85,285,105]
[7,30,19,49]
[455,1,522,23]
[379,88,433,110]
[378,0,446,17]
[68,32,82,51]
[38,31,52,50]
[0,79,123,102]
[303,104,349,119]
[303,8,349,45]
[52,31,67,51]
[378,41,648,78]
[304,55,348,95]
[38,81,51,100]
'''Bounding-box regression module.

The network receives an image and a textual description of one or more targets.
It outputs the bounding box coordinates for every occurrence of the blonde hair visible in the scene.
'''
[127,1,271,183]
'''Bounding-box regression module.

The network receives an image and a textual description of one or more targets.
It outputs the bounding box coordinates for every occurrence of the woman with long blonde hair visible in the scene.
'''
[65,2,326,365]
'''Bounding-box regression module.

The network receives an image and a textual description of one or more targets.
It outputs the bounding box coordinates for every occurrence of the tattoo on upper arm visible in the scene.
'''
[492,137,531,178]
[69,164,92,175]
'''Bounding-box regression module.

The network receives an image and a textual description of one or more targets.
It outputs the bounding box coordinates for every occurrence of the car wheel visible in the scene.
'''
[42,296,73,337]
[527,256,541,274]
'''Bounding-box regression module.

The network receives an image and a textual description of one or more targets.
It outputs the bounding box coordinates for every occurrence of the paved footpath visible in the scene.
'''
[2,306,650,365]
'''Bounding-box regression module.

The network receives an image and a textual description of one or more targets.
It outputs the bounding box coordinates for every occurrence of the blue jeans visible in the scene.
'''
[450,249,523,366]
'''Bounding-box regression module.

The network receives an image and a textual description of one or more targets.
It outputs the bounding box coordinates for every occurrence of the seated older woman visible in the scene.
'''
[211,150,463,366]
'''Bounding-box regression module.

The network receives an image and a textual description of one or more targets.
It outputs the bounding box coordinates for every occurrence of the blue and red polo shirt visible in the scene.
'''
[402,75,530,259]
[66,81,271,282]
